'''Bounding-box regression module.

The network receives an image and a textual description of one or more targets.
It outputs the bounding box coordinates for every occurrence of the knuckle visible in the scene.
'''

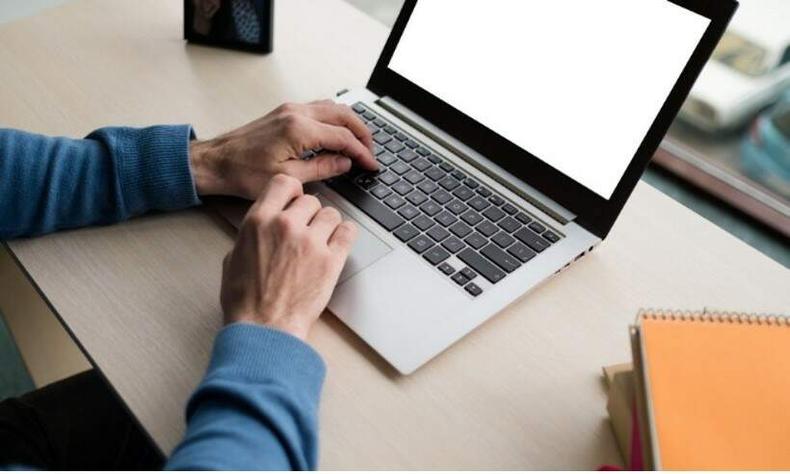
[271,173,301,191]
[277,102,297,114]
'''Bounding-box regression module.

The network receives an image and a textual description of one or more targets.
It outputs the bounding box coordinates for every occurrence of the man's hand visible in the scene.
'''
[220,174,356,340]
[190,100,377,200]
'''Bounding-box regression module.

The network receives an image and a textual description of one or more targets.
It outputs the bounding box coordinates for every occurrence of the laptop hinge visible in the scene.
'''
[375,96,575,225]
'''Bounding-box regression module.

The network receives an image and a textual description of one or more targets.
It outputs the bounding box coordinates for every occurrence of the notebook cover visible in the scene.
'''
[638,309,790,470]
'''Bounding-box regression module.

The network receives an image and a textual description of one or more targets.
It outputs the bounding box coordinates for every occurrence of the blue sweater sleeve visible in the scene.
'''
[0,126,200,239]
[166,324,326,471]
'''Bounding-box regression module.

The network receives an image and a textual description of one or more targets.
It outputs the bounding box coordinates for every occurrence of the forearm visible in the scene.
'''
[165,324,325,471]
[0,125,200,239]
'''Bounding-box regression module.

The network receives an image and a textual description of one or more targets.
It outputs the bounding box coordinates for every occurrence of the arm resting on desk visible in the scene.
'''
[0,126,200,239]
[166,324,325,470]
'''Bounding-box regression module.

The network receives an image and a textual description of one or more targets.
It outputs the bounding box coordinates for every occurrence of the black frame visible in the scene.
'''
[367,0,738,238]
[184,0,274,54]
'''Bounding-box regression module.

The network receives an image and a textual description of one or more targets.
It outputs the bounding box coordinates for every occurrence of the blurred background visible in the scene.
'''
[0,0,787,401]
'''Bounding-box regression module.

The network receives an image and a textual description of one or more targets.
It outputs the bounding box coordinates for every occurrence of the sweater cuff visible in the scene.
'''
[206,324,326,401]
[107,125,201,215]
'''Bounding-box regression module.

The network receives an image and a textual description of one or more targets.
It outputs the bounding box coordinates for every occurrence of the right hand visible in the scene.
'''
[220,174,357,340]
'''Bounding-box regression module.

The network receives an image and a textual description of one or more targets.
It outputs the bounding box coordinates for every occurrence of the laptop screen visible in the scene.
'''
[388,0,710,199]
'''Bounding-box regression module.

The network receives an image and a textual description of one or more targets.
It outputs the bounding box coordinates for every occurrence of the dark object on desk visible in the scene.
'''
[184,0,273,53]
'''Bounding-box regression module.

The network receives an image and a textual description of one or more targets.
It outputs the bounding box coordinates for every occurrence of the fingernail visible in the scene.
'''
[336,157,352,172]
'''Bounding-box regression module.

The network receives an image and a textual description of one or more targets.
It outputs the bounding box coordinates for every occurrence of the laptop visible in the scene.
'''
[223,0,736,374]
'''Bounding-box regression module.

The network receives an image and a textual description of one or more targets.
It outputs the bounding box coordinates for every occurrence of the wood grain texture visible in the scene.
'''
[2,0,789,469]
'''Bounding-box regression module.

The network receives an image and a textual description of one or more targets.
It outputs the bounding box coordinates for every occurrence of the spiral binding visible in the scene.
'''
[637,308,790,326]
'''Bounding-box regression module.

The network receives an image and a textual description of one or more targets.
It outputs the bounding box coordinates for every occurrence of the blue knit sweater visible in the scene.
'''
[0,126,325,470]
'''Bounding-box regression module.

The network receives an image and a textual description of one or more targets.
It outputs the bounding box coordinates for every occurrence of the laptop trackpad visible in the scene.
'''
[315,193,392,283]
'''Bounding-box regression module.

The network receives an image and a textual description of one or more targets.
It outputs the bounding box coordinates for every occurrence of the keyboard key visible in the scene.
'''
[355,173,378,189]
[458,267,476,281]
[373,118,386,127]
[502,203,518,215]
[514,228,550,252]
[468,196,490,212]
[431,190,453,205]
[439,177,461,191]
[417,180,438,195]
[489,195,504,206]
[362,111,376,121]
[423,246,450,265]
[528,221,547,233]
[398,205,420,220]
[406,191,428,206]
[449,221,472,238]
[378,171,399,185]
[543,230,561,243]
[392,181,413,195]
[481,244,521,273]
[384,125,398,134]
[366,122,379,133]
[476,220,499,237]
[461,210,483,226]
[394,132,409,142]
[404,140,420,149]
[413,214,435,231]
[394,224,419,242]
[412,158,432,171]
[452,186,475,201]
[408,235,433,254]
[446,200,468,215]
[420,201,442,217]
[328,177,404,231]
[427,225,450,242]
[352,103,366,113]
[439,162,454,172]
[464,282,483,297]
[498,216,521,233]
[378,152,397,166]
[464,232,487,250]
[385,141,405,154]
[465,179,479,189]
[434,211,458,227]
[373,131,392,145]
[515,212,532,225]
[438,262,455,275]
[373,144,385,156]
[427,154,442,164]
[384,194,406,209]
[477,187,492,197]
[507,242,537,263]
[425,167,446,181]
[416,147,431,156]
[492,231,515,248]
[458,248,506,283]
[371,185,391,199]
[442,237,465,253]
[391,162,410,175]
[451,170,466,181]
[482,206,505,222]
[451,272,470,286]
[398,149,419,162]
[404,171,424,185]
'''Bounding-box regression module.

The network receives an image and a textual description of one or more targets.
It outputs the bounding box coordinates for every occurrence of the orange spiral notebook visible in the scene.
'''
[630,309,790,470]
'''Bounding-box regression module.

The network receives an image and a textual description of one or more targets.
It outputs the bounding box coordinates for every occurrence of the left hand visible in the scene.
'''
[189,100,378,199]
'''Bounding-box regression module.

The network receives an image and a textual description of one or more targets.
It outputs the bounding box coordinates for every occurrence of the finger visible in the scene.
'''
[306,120,379,171]
[282,153,352,183]
[248,174,303,217]
[328,220,358,257]
[283,194,322,227]
[307,102,373,150]
[308,206,343,242]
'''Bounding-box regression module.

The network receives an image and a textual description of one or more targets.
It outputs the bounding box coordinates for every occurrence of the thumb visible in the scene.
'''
[282,153,352,183]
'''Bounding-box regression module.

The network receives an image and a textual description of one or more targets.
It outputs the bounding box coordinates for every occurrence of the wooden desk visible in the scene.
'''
[2,0,788,469]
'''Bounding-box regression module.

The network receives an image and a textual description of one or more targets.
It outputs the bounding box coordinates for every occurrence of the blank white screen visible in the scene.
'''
[389,0,709,198]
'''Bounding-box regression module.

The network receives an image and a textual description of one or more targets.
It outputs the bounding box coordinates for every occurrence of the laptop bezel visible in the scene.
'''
[367,0,737,238]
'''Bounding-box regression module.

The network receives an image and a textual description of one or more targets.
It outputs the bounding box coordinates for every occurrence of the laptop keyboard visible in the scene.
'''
[320,102,563,297]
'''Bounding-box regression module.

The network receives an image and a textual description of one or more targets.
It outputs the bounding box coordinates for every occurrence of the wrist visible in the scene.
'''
[225,312,311,341]
[189,139,225,196]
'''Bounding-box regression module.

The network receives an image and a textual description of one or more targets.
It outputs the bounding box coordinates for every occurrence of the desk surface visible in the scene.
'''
[2,0,789,469]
